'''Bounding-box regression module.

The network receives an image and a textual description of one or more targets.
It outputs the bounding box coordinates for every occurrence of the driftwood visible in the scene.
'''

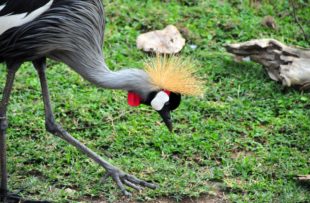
[225,39,310,89]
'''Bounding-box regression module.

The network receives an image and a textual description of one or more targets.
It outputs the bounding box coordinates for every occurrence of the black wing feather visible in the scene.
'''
[0,0,51,16]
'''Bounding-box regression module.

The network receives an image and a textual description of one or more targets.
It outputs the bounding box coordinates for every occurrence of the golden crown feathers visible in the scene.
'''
[144,55,204,96]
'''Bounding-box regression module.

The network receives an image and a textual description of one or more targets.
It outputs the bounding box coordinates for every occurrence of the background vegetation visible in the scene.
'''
[0,0,309,202]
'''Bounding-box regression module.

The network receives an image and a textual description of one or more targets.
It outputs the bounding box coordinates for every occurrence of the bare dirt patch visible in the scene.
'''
[79,194,228,203]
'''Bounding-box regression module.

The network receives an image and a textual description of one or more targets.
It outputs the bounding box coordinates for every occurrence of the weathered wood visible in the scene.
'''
[225,39,310,89]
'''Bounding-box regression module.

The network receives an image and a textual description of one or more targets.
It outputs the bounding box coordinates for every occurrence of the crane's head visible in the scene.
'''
[128,56,203,132]
[128,90,181,131]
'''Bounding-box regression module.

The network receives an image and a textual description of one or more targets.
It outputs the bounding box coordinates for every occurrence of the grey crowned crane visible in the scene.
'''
[0,0,202,201]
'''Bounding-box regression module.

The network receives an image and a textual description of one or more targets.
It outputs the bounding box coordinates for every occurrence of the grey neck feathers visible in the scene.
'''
[52,51,159,99]
[77,60,159,99]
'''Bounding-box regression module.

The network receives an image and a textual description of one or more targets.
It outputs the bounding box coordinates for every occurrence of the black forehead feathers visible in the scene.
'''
[169,92,181,111]
[143,91,157,105]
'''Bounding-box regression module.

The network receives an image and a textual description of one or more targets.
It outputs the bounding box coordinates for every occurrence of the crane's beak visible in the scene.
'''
[158,105,173,132]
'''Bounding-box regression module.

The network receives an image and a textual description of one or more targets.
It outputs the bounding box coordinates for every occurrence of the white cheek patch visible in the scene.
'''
[151,91,170,111]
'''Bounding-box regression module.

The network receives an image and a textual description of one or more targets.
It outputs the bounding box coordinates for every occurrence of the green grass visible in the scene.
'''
[1,0,310,202]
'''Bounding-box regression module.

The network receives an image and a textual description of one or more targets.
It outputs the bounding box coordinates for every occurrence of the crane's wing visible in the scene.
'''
[0,0,105,63]
[0,0,54,35]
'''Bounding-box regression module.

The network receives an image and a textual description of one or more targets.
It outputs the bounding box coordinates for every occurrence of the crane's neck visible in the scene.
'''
[87,61,159,99]
[55,53,159,99]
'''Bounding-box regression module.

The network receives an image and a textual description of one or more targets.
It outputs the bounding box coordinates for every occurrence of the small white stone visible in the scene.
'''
[242,56,251,62]
[189,44,197,50]
[65,188,76,195]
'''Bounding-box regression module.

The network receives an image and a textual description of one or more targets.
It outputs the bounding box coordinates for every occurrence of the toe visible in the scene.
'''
[123,179,142,191]
[125,174,158,189]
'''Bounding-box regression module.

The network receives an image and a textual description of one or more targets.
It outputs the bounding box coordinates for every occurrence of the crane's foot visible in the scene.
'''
[102,167,158,196]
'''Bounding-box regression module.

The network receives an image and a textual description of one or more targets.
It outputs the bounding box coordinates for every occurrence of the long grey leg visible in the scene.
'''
[33,58,157,196]
[0,61,21,200]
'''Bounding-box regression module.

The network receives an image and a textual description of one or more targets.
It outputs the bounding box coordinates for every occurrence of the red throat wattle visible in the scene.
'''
[127,92,141,106]
[164,90,171,96]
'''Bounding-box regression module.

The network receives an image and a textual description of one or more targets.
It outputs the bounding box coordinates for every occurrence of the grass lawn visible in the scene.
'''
[0,0,309,202]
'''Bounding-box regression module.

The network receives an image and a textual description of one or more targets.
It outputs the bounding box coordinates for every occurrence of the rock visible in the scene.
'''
[178,27,190,40]
[261,16,277,30]
[137,25,186,54]
[65,188,76,195]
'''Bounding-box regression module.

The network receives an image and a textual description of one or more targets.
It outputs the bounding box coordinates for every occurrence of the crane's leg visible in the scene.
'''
[33,58,157,196]
[0,61,21,202]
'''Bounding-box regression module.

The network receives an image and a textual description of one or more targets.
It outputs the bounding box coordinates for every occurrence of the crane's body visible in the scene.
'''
[0,0,188,201]
[0,0,158,98]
